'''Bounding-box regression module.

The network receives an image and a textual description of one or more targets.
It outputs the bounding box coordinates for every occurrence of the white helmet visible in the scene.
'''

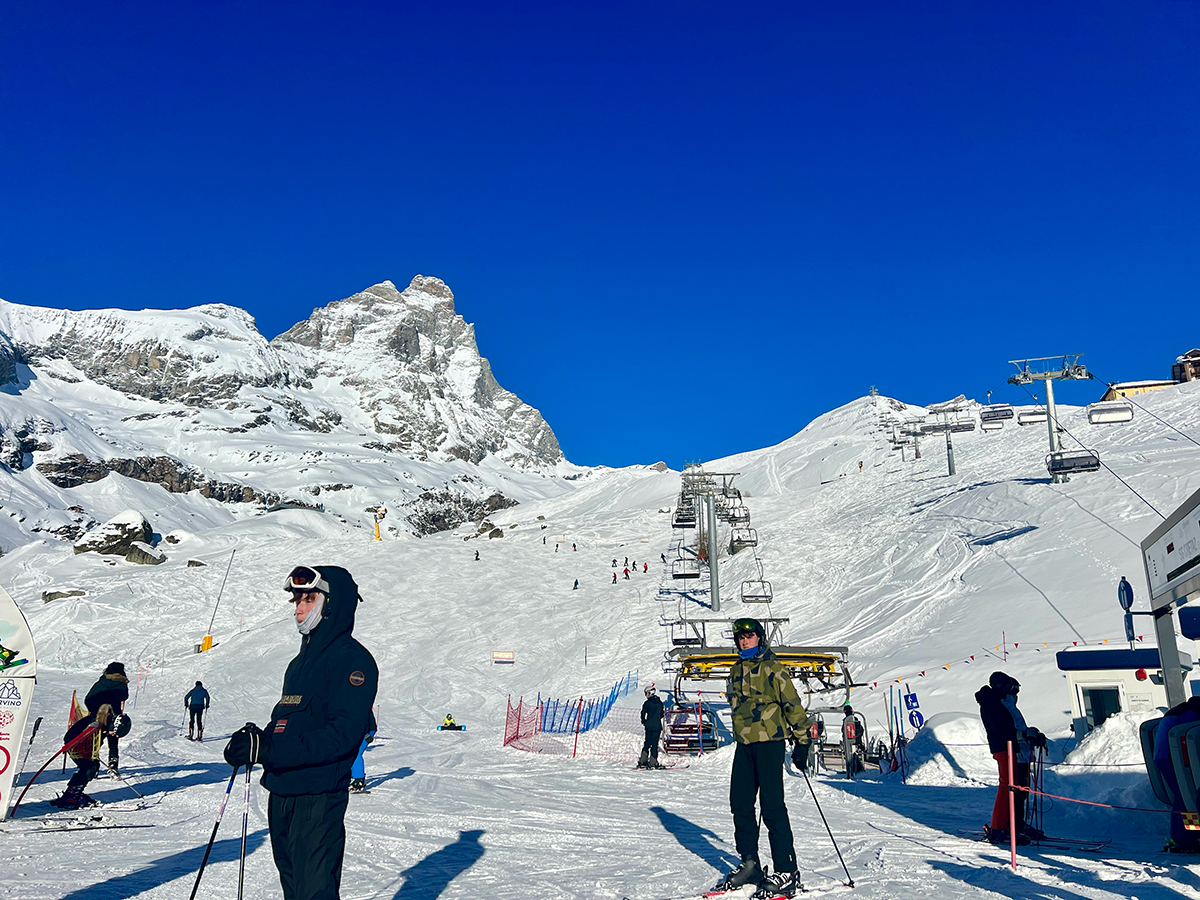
[644,685,656,697]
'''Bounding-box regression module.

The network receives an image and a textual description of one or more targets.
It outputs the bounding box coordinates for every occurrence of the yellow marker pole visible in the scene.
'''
[374,520,381,541]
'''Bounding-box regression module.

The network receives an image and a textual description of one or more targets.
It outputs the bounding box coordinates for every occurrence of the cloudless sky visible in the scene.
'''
[1,2,1197,466]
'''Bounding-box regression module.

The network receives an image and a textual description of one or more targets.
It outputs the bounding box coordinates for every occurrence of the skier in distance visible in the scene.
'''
[223,565,378,900]
[185,680,210,741]
[637,685,665,769]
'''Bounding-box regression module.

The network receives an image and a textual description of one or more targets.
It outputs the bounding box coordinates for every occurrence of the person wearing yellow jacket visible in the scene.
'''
[720,618,811,899]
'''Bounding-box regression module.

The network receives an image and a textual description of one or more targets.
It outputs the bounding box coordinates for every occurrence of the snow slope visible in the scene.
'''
[2,382,1200,898]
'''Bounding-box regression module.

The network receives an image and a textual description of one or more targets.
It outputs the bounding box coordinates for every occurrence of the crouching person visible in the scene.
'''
[224,565,378,900]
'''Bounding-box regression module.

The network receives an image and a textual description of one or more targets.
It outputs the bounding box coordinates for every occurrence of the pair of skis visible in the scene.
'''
[957,828,1109,853]
[631,880,854,899]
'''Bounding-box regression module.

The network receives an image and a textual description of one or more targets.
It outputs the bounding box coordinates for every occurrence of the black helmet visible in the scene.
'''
[843,704,853,714]
[732,618,766,644]
[105,661,126,676]
[989,671,1020,694]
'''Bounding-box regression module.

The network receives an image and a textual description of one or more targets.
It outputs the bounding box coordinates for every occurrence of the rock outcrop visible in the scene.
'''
[73,510,152,556]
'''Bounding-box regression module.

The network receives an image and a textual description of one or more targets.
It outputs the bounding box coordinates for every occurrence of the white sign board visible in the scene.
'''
[1143,485,1200,605]
[0,585,36,817]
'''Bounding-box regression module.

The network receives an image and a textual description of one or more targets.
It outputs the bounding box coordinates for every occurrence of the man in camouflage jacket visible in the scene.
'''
[720,618,811,896]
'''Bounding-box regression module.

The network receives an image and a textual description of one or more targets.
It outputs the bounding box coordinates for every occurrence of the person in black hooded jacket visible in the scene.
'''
[975,671,1045,843]
[224,565,378,900]
[51,661,129,809]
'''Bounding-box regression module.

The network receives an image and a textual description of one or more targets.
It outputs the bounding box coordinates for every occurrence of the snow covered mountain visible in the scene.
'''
[0,276,574,541]
[2,315,1199,898]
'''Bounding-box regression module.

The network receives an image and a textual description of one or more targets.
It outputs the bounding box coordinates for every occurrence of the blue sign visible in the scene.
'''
[909,710,924,729]
[1118,577,1134,612]
[904,692,920,711]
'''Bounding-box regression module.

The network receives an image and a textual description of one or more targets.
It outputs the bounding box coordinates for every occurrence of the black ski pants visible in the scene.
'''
[730,739,797,873]
[268,790,348,900]
[641,727,662,761]
[188,707,205,732]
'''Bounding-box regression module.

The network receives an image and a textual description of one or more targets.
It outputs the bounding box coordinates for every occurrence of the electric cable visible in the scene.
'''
[1087,372,1200,450]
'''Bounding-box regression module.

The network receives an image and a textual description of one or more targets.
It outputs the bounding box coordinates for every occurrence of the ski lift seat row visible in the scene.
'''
[672,559,702,580]
[980,404,1014,423]
[1087,400,1134,425]
[730,527,757,548]
[1018,409,1048,426]
[1046,450,1101,476]
[741,580,773,603]
[980,419,1003,433]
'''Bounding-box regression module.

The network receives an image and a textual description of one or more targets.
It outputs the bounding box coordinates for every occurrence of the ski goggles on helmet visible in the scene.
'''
[283,566,331,596]
[732,618,762,638]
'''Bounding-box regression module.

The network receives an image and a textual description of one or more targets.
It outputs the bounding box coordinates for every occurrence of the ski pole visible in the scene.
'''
[799,766,855,888]
[14,716,43,785]
[238,762,253,900]
[188,767,239,900]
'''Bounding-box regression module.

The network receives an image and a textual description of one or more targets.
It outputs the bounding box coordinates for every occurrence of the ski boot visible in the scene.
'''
[188,727,194,741]
[753,870,799,899]
[718,857,764,891]
[636,750,649,769]
[49,785,91,810]
[984,826,1029,846]
[197,729,203,743]
[349,778,366,793]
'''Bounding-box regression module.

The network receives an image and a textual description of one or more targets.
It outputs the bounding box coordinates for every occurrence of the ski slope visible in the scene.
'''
[2,384,1200,898]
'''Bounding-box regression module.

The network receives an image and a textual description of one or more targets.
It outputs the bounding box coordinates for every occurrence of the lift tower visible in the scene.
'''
[1008,355,1093,484]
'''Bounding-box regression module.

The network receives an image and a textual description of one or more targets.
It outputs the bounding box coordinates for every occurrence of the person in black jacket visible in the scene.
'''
[184,680,210,741]
[224,565,378,900]
[52,661,129,808]
[638,686,665,769]
[975,671,1045,843]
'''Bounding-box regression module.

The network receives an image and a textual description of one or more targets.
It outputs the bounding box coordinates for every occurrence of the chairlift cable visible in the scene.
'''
[1087,374,1200,450]
[1014,384,1165,519]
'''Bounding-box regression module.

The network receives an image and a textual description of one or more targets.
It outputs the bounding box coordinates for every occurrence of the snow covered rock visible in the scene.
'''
[73,510,152,556]
[125,540,166,565]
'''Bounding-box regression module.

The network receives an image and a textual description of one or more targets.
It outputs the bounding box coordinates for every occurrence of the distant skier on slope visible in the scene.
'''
[612,573,617,584]
[573,579,579,590]
[975,671,1046,845]
[185,680,210,741]
[52,662,129,809]
[720,618,810,898]
[623,568,630,580]
[637,686,665,769]
[223,565,378,900]
[475,550,480,561]
[643,562,648,573]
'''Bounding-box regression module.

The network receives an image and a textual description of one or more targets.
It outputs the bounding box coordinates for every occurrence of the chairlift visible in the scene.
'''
[1086,400,1134,425]
[1017,409,1048,426]
[1046,450,1101,476]
[980,404,1015,423]
[730,527,758,549]
[729,507,750,525]
[741,580,773,603]
[980,419,1003,433]
[672,559,702,580]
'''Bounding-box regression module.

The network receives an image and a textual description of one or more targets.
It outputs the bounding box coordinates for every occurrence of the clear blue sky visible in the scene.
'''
[1,2,1196,467]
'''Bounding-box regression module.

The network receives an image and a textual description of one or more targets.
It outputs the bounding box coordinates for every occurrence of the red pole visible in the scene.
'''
[572,696,585,758]
[1008,739,1016,870]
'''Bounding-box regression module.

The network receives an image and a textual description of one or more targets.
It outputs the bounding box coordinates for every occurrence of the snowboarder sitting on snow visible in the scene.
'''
[722,618,810,898]
[185,680,210,741]
[975,671,1046,845]
[441,714,462,731]
[350,708,378,793]
[52,661,130,809]
[638,686,665,769]
[223,565,378,900]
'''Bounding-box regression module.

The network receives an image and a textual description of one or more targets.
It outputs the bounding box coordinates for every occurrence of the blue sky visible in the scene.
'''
[1,2,1196,467]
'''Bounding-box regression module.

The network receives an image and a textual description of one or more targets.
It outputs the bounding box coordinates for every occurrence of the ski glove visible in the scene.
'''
[791,740,809,771]
[224,723,267,768]
[1027,729,1047,749]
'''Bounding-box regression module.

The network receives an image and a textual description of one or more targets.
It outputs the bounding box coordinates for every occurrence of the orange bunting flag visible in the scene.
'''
[942,664,949,670]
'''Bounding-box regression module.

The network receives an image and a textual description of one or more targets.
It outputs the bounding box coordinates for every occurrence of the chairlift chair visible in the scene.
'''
[730,527,758,548]
[1086,400,1134,425]
[741,580,773,603]
[980,419,1004,433]
[1045,450,1101,476]
[980,404,1015,423]
[1017,409,1048,426]
[729,507,750,525]
[672,559,702,580]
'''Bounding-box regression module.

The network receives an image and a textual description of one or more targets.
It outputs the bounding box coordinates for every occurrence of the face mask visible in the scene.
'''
[297,598,325,635]
[739,646,760,659]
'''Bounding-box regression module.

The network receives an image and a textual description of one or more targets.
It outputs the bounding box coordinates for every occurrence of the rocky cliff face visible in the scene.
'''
[273,277,562,466]
[0,276,562,470]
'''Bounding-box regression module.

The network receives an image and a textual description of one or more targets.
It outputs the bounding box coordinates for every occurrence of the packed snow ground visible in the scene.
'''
[3,384,1200,898]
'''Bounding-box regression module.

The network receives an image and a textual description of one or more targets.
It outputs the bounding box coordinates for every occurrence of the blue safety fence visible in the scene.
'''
[539,670,638,734]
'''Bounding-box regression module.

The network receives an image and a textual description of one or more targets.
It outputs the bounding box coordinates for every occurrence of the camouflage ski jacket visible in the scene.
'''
[726,648,810,745]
